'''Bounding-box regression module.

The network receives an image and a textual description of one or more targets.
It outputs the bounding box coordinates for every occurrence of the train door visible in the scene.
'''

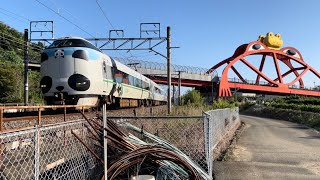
[102,61,108,92]
[149,83,154,100]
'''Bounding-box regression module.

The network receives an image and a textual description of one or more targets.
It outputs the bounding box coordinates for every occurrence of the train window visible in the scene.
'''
[115,69,122,83]
[128,75,135,86]
[143,81,150,90]
[135,79,142,88]
[122,72,129,84]
[47,39,101,52]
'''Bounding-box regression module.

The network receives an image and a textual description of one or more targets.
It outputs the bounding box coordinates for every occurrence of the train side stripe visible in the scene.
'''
[103,79,150,92]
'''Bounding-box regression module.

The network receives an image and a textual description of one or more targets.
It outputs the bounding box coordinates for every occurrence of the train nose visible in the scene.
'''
[56,86,64,91]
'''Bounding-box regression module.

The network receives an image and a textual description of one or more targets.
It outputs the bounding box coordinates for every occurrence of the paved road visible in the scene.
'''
[214,115,320,180]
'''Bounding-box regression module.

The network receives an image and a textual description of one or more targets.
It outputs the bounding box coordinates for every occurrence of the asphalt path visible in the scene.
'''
[214,115,320,180]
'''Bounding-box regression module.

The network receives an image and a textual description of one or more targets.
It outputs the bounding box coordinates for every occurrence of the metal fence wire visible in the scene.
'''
[0,108,240,180]
[0,120,101,180]
[111,116,212,178]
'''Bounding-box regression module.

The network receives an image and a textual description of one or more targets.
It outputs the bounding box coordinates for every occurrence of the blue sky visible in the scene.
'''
[2,0,320,87]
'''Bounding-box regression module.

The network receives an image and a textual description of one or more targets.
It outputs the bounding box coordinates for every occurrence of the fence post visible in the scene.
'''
[37,108,41,125]
[103,103,107,179]
[0,108,3,132]
[0,108,3,163]
[34,126,40,180]
[203,111,213,180]
[64,107,66,122]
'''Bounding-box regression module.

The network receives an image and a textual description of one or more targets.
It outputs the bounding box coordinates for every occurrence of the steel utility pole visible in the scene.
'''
[178,71,183,106]
[167,26,171,114]
[24,29,29,106]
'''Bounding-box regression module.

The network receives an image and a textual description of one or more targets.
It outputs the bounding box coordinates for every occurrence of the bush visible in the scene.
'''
[182,90,204,106]
[212,99,235,109]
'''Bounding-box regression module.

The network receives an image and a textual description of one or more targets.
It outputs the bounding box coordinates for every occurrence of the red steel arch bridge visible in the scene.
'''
[207,35,320,97]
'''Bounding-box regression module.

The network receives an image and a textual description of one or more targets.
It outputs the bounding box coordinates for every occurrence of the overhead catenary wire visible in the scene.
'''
[95,0,116,31]
[34,0,95,38]
[95,0,136,59]
[0,7,31,22]
[0,32,44,50]
[0,7,54,36]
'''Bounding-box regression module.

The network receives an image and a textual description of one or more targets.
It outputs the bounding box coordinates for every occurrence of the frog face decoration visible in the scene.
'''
[257,32,283,50]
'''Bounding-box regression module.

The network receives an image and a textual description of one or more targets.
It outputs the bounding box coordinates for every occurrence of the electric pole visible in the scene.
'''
[167,26,171,114]
[24,29,29,106]
[178,71,183,106]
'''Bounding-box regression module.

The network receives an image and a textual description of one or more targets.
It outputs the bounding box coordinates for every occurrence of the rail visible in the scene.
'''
[0,105,94,133]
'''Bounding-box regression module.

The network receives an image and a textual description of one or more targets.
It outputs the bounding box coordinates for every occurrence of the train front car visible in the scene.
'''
[40,37,106,106]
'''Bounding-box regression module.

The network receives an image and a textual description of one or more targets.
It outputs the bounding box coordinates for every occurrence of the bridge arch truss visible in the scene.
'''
[208,41,320,97]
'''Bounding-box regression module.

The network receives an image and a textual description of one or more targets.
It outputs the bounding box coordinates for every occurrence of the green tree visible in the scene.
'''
[0,59,23,103]
[0,21,43,104]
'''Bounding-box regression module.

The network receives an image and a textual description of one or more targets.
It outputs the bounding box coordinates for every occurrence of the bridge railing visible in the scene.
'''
[116,58,217,76]
[226,77,320,91]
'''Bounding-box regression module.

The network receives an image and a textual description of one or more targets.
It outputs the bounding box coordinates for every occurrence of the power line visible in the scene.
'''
[0,7,55,38]
[34,0,95,38]
[95,1,135,59]
[0,7,30,22]
[0,32,44,50]
[0,10,28,26]
[96,0,116,30]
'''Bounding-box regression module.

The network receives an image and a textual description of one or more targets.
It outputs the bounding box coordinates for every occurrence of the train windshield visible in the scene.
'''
[47,39,101,52]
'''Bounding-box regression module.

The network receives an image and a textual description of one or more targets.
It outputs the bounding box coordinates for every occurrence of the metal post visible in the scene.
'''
[212,80,214,103]
[0,109,3,132]
[103,104,107,178]
[34,127,40,180]
[178,71,182,106]
[64,107,66,122]
[173,84,175,105]
[23,29,29,106]
[167,26,171,114]
[37,108,41,125]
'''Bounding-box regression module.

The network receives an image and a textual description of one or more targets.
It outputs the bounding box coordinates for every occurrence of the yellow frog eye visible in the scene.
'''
[267,32,274,36]
[275,33,281,38]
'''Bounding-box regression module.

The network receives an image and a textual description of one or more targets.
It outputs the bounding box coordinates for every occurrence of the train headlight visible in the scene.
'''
[40,76,52,93]
[68,74,90,91]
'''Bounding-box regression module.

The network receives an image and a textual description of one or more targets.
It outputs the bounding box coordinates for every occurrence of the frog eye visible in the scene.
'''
[283,48,301,59]
[275,33,281,38]
[249,43,265,51]
[267,32,274,36]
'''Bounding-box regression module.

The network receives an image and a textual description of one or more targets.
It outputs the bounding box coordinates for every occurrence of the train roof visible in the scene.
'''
[55,36,92,43]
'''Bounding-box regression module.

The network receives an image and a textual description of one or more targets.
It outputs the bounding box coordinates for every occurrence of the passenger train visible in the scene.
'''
[40,37,167,107]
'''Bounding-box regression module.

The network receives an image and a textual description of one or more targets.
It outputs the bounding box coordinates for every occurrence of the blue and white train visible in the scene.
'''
[40,37,166,107]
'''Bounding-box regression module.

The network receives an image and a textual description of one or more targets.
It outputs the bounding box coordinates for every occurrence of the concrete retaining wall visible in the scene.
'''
[205,107,240,160]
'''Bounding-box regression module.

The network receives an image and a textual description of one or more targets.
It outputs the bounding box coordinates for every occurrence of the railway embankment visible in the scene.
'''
[242,105,320,131]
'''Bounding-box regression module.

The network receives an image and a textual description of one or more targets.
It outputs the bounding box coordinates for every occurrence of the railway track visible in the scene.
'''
[0,105,166,132]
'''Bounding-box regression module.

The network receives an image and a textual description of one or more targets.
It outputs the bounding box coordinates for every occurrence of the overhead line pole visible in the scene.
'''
[167,26,171,114]
[23,29,29,106]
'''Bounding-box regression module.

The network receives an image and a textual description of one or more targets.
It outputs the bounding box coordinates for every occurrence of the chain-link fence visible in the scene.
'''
[0,107,240,180]
[108,108,240,179]
[110,115,213,179]
[0,120,102,180]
